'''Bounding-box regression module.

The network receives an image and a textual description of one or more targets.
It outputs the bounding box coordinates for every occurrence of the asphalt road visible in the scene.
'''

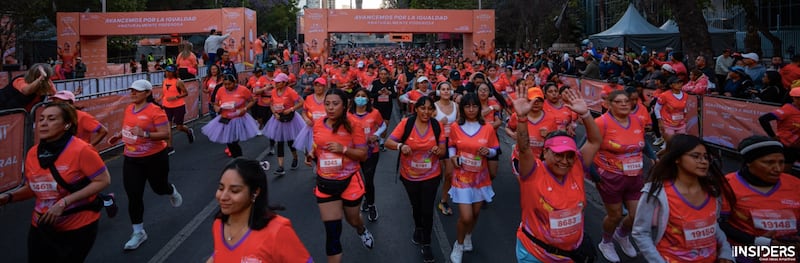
[1,110,747,263]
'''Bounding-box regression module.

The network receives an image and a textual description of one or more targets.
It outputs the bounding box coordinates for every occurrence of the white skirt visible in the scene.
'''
[448,185,495,204]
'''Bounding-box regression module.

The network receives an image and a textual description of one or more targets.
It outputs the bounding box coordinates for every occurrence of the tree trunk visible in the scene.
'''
[667,0,712,69]
[598,0,606,30]
[740,0,783,57]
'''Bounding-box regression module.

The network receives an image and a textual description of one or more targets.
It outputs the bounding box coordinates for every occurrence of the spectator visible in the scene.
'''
[779,54,800,89]
[757,70,787,103]
[694,55,716,88]
[715,49,735,86]
[741,52,766,90]
[140,54,149,73]
[176,43,198,80]
[74,57,87,79]
[580,55,600,79]
[204,29,231,65]
[683,69,710,95]
[722,66,755,99]
[0,63,56,111]
[769,55,785,70]
[130,59,138,73]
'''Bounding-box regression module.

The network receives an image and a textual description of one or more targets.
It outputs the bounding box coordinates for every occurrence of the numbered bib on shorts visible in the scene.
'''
[751,209,797,231]
[549,206,583,237]
[683,217,717,248]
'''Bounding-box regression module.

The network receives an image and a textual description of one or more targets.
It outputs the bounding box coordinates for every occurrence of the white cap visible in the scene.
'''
[661,64,676,74]
[416,76,430,83]
[742,52,759,61]
[357,61,365,68]
[130,79,153,91]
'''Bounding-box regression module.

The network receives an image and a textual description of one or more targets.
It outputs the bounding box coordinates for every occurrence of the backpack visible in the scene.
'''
[394,115,441,179]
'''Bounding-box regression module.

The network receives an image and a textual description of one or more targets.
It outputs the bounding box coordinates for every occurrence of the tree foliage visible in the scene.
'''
[495,0,583,50]
[667,0,712,69]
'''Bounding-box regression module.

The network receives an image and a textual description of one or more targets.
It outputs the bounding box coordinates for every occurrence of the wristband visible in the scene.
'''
[397,143,404,151]
[57,198,68,207]
[581,112,592,119]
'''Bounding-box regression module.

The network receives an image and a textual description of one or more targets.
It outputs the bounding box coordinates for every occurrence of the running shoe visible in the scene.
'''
[224,147,231,157]
[275,167,285,176]
[167,147,176,155]
[412,227,422,245]
[291,158,298,170]
[123,231,148,251]
[598,241,621,262]
[653,137,665,146]
[420,244,435,262]
[450,241,464,263]
[367,205,379,222]
[614,231,638,257]
[187,128,195,144]
[380,144,386,152]
[169,184,183,208]
[463,234,473,252]
[438,201,453,215]
[360,228,374,249]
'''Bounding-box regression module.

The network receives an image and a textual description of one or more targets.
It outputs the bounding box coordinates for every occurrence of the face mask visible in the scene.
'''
[354,97,368,106]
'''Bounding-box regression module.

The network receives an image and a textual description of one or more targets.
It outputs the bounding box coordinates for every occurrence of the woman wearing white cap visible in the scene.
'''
[50,90,108,147]
[511,87,602,263]
[262,73,305,176]
[107,79,183,251]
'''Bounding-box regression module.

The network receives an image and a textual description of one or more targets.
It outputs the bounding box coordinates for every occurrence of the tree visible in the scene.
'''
[0,0,52,66]
[733,0,781,57]
[667,0,712,69]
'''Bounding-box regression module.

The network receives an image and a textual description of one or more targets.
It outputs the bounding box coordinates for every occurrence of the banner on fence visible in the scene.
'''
[578,79,605,113]
[0,111,26,193]
[701,96,778,148]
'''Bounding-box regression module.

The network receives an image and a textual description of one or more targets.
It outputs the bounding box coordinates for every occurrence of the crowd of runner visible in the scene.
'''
[0,42,799,263]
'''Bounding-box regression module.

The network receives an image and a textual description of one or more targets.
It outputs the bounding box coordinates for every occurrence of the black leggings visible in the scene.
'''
[360,153,380,205]
[227,141,243,158]
[401,176,441,245]
[276,140,296,158]
[28,221,98,263]
[123,150,174,224]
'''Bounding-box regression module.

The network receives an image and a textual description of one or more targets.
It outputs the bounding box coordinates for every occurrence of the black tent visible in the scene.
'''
[588,3,680,53]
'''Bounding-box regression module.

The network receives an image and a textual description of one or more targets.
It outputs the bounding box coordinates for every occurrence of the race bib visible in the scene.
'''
[460,153,482,173]
[312,112,326,120]
[671,113,684,121]
[683,217,716,248]
[319,157,343,174]
[220,101,236,110]
[273,104,285,111]
[622,156,644,176]
[549,206,583,237]
[364,127,371,135]
[29,176,60,200]
[751,209,797,231]
[378,95,390,102]
[529,138,544,148]
[121,128,139,144]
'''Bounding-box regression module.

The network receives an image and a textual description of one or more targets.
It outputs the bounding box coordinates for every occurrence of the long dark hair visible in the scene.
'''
[349,88,374,114]
[215,158,284,230]
[645,134,735,206]
[457,93,485,125]
[325,88,353,134]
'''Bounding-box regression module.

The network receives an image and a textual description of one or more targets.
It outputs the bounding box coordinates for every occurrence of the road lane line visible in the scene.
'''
[147,199,219,263]
[433,206,452,263]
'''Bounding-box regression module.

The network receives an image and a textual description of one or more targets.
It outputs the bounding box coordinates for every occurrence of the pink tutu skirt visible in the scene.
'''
[263,112,305,142]
[293,124,314,152]
[202,114,259,144]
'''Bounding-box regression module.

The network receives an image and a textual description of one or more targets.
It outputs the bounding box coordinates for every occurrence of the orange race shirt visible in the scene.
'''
[216,85,253,119]
[270,88,300,113]
[256,75,276,107]
[657,182,719,263]
[631,103,653,127]
[349,110,384,154]
[594,113,646,176]
[161,78,185,108]
[771,104,800,147]
[657,91,688,127]
[303,94,327,122]
[482,99,501,123]
[212,216,312,263]
[389,118,444,181]
[25,137,106,231]
[507,112,559,163]
[247,75,268,91]
[359,72,378,90]
[543,101,578,131]
[75,110,102,144]
[312,116,367,180]
[448,122,499,189]
[122,103,168,157]
[722,172,800,245]
[517,158,587,262]
[203,77,221,103]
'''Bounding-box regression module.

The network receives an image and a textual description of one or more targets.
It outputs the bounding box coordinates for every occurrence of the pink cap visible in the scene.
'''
[274,73,289,83]
[314,77,327,86]
[544,135,578,153]
[52,90,76,102]
[790,87,800,97]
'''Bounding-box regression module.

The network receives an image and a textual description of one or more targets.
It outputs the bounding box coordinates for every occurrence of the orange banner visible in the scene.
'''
[701,96,778,148]
[0,110,26,193]
[57,13,81,77]
[78,10,222,36]
[81,36,108,78]
[244,9,257,63]
[472,10,495,60]
[222,8,246,64]
[559,75,580,90]
[685,95,699,136]
[325,9,474,33]
[578,79,605,113]
[303,9,329,62]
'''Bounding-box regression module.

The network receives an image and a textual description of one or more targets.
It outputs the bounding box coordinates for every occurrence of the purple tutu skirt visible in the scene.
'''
[202,114,259,144]
[263,112,305,142]
[293,124,314,152]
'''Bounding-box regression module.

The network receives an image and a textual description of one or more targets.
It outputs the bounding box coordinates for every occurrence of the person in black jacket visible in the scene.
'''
[370,67,397,151]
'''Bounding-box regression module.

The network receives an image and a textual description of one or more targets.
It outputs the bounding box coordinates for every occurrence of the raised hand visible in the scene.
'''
[512,87,534,117]
[562,88,589,116]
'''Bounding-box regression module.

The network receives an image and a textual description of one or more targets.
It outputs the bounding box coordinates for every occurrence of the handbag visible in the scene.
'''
[521,227,596,263]
[218,117,231,124]
[278,112,295,122]
[315,175,352,196]
[47,165,105,216]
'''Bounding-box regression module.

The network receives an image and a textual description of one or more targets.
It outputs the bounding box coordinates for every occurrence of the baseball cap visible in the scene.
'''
[742,53,759,61]
[730,66,747,74]
[265,63,275,72]
[449,70,461,80]
[416,76,430,83]
[357,61,365,68]
[790,87,800,97]
[130,79,153,91]
[53,90,76,102]
[274,73,289,83]
[165,65,177,72]
[661,64,676,74]
[76,57,82,60]
[544,135,578,153]
[314,77,327,86]
[527,87,545,101]
[667,76,684,85]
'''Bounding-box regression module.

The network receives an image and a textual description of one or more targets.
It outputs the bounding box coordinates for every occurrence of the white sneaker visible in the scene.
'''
[360,228,374,249]
[463,234,473,252]
[598,240,621,262]
[653,137,665,146]
[614,231,638,257]
[256,131,263,136]
[169,184,183,207]
[450,241,464,263]
[123,231,148,250]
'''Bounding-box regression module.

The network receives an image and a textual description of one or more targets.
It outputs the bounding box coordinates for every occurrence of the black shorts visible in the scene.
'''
[375,103,393,121]
[164,105,186,125]
[250,105,271,120]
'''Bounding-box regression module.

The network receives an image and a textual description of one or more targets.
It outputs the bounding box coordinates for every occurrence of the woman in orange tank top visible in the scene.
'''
[161,66,195,153]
